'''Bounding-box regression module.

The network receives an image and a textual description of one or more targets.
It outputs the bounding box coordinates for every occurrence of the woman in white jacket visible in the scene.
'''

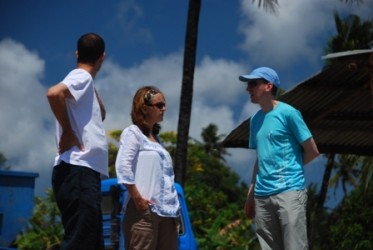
[115,86,180,250]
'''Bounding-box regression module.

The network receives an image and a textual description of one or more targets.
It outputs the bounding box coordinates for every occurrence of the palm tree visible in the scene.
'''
[330,154,360,194]
[174,0,365,186]
[320,12,373,206]
[201,124,229,162]
[174,0,201,185]
[309,154,335,247]
[359,156,373,192]
[252,0,279,13]
[325,13,373,56]
[309,13,373,246]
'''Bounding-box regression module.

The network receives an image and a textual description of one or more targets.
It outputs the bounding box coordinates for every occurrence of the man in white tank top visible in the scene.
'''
[46,33,108,250]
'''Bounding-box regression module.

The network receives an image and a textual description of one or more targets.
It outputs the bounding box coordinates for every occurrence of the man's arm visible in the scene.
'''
[94,87,106,121]
[46,83,83,153]
[302,138,319,165]
[244,159,258,219]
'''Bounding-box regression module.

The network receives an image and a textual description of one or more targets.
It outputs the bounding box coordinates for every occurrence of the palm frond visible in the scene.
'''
[252,0,279,14]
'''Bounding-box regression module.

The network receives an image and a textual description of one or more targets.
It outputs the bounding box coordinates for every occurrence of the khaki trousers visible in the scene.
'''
[255,189,308,250]
[124,199,178,250]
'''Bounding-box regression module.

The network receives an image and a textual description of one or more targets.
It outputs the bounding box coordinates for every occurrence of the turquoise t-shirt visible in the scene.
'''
[249,102,312,196]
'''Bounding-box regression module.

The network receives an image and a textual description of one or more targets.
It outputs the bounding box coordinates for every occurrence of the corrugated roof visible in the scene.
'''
[223,50,373,156]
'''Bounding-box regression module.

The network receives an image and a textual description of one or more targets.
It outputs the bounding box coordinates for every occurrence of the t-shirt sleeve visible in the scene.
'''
[62,70,91,102]
[115,127,141,184]
[288,109,312,144]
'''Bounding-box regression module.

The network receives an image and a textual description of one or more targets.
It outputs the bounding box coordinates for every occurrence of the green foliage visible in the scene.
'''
[0,152,11,170]
[108,142,119,177]
[196,203,256,250]
[108,129,122,177]
[330,155,360,192]
[311,12,373,248]
[18,124,257,249]
[188,183,256,250]
[161,124,258,249]
[108,129,122,141]
[316,184,373,249]
[310,155,373,249]
[324,13,373,65]
[359,156,373,192]
[15,189,63,250]
[200,124,229,161]
[307,184,331,249]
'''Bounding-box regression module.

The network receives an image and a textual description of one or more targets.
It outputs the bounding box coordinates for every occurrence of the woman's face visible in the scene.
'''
[146,92,166,124]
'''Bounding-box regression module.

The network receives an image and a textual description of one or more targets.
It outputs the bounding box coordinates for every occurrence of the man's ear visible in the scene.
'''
[75,51,79,59]
[99,52,106,63]
[266,83,274,91]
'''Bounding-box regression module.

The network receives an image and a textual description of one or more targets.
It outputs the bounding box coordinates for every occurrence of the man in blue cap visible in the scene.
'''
[240,67,319,250]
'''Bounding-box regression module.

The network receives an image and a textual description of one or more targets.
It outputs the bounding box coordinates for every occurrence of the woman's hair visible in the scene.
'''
[131,86,163,136]
[77,33,105,64]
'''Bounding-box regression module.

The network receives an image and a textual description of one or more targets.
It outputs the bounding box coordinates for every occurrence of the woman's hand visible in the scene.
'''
[133,196,152,211]
[125,184,155,211]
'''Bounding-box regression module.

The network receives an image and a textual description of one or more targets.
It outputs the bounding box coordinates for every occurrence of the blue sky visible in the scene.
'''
[1,0,372,208]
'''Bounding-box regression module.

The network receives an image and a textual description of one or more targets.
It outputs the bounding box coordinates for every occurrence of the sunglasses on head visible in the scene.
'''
[144,89,158,104]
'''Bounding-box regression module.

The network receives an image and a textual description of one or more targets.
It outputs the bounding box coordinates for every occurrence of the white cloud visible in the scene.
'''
[343,1,373,20]
[238,0,373,67]
[111,0,152,42]
[6,0,362,198]
[238,0,339,69]
[97,52,257,191]
[239,100,261,122]
[0,39,56,195]
[193,56,247,106]
[97,53,252,140]
[1,38,254,195]
[96,52,184,133]
[2,0,365,208]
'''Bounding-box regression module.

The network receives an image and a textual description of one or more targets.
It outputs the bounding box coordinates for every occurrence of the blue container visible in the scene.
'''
[101,178,198,250]
[0,170,38,248]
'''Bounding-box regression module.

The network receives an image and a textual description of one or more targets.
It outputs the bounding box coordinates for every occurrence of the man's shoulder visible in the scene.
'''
[66,68,91,79]
[62,68,93,87]
[278,101,296,110]
[277,102,301,115]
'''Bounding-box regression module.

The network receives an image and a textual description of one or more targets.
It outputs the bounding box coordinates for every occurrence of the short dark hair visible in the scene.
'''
[77,33,105,64]
[271,85,278,97]
[261,78,278,97]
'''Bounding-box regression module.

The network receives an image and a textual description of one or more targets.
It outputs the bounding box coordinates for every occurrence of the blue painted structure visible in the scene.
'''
[0,170,38,248]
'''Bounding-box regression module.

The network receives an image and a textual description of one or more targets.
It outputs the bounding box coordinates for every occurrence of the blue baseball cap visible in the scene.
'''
[239,67,280,88]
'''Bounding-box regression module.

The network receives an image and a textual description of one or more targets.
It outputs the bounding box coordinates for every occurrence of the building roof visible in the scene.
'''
[222,50,373,156]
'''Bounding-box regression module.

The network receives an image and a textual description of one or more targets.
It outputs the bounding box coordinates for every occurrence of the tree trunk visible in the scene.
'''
[309,153,335,247]
[174,0,201,186]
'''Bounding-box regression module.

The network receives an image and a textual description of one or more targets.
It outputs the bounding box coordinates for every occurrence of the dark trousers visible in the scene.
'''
[52,161,104,250]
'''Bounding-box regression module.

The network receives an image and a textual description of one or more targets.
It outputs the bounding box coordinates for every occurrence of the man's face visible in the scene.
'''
[245,79,270,103]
